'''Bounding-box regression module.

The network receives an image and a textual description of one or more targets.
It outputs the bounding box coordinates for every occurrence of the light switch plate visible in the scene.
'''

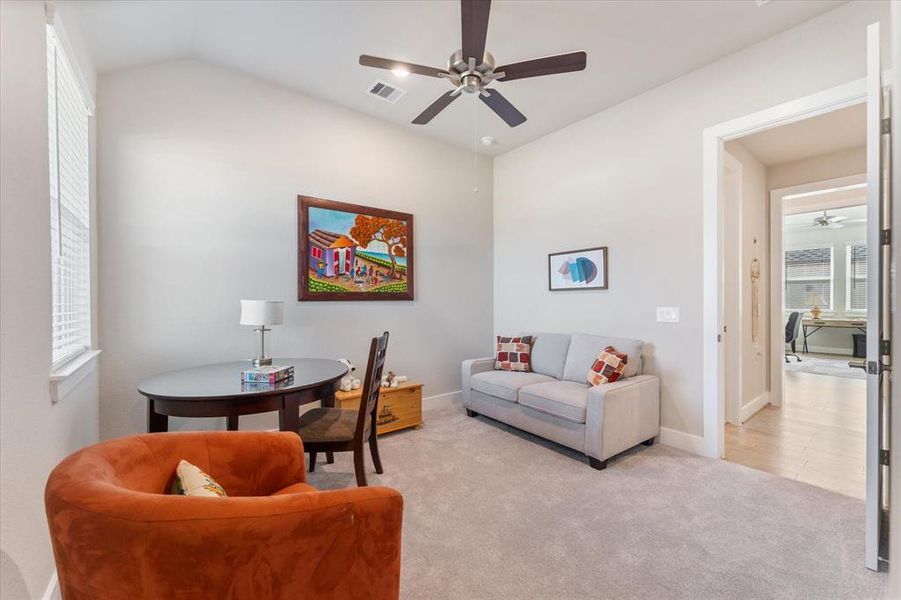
[657,307,680,323]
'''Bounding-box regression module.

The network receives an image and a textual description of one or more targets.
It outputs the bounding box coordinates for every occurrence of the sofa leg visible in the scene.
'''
[588,457,607,470]
[642,437,656,446]
[465,409,478,418]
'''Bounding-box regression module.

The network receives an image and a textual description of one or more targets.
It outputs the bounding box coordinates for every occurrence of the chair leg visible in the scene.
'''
[588,457,607,470]
[309,451,317,473]
[354,447,368,487]
[326,451,334,464]
[369,432,384,474]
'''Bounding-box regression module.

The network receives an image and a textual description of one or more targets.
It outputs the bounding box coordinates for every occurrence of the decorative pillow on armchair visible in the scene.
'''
[587,346,628,386]
[495,335,533,372]
[169,460,228,497]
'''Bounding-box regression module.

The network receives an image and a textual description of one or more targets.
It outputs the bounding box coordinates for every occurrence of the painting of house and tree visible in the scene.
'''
[298,196,414,301]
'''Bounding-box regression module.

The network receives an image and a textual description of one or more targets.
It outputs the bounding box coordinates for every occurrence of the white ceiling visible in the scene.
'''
[784,204,866,228]
[69,0,846,156]
[737,102,866,166]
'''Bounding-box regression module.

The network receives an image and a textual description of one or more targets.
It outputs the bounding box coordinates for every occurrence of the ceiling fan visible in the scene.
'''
[812,210,847,228]
[358,0,587,128]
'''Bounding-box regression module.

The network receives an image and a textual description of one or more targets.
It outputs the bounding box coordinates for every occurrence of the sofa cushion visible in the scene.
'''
[587,346,628,386]
[495,335,534,372]
[470,370,555,403]
[518,381,590,424]
[529,333,572,379]
[562,333,643,382]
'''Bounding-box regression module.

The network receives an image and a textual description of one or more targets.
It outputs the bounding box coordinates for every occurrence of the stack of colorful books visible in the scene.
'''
[241,365,294,384]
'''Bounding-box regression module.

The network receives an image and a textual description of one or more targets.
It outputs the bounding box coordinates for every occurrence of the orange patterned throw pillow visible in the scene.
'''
[495,335,533,372]
[587,346,628,386]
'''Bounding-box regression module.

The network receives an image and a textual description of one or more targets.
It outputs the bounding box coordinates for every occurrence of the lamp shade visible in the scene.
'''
[240,300,284,326]
[807,294,826,307]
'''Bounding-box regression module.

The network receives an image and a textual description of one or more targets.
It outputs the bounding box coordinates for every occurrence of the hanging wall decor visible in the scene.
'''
[750,255,761,344]
[298,196,414,301]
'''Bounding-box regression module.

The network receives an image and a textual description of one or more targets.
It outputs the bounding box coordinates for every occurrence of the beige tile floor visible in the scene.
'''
[725,364,866,499]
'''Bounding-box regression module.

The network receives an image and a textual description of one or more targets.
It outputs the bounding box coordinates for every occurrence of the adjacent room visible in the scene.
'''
[2,1,899,599]
[722,104,871,500]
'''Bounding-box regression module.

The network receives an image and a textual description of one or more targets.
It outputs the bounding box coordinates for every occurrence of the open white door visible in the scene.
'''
[864,21,892,572]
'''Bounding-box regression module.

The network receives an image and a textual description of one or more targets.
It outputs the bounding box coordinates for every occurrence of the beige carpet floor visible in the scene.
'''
[306,403,886,599]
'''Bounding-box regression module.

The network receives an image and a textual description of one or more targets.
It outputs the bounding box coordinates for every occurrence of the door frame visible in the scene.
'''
[768,174,868,410]
[723,151,743,426]
[702,77,868,458]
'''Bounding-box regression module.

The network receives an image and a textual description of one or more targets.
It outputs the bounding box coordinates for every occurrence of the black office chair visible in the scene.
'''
[785,311,802,363]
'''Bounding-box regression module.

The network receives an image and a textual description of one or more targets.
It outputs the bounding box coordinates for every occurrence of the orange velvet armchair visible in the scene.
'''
[45,431,403,599]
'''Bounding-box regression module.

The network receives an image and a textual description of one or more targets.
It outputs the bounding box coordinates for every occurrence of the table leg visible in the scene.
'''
[147,398,168,433]
[227,415,239,431]
[802,325,809,354]
[321,384,336,464]
[280,394,301,433]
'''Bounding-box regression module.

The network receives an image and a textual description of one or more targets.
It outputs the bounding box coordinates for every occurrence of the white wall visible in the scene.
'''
[724,142,770,413]
[768,145,866,191]
[493,1,889,438]
[0,2,99,599]
[97,59,494,438]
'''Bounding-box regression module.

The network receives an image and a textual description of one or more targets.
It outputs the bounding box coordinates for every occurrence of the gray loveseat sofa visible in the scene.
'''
[461,333,660,469]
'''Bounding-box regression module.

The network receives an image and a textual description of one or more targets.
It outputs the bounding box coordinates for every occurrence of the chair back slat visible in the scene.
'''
[356,332,390,441]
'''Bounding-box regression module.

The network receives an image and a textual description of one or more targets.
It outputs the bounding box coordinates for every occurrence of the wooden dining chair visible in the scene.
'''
[298,331,389,487]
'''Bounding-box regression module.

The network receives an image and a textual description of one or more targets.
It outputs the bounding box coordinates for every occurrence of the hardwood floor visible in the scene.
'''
[725,368,866,499]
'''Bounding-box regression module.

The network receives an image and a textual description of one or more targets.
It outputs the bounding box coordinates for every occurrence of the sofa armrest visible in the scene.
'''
[584,374,660,461]
[461,357,495,406]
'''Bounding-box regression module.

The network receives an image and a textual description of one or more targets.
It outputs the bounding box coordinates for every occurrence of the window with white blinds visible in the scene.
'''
[47,26,91,367]
[784,246,833,311]
[847,242,868,312]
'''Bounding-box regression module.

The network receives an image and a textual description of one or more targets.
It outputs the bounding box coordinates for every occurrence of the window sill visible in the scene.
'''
[50,349,101,403]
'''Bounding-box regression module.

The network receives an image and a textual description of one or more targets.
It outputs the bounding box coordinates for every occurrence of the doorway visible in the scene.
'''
[702,20,892,573]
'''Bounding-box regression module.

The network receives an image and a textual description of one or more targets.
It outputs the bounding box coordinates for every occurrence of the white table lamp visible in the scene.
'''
[240,300,284,367]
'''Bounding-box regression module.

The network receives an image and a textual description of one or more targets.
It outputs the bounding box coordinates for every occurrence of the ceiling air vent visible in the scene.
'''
[367,80,405,104]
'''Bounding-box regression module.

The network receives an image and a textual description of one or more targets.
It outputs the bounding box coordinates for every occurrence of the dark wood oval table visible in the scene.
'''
[138,358,348,433]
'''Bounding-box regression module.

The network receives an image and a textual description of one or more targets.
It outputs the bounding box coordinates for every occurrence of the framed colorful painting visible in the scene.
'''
[548,246,608,291]
[298,196,414,301]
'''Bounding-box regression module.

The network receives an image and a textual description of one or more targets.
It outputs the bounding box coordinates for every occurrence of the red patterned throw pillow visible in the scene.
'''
[587,346,628,386]
[495,335,533,372]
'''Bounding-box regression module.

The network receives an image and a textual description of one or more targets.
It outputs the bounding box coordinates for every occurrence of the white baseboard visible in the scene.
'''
[740,392,770,423]
[658,427,706,455]
[423,390,461,411]
[43,571,60,600]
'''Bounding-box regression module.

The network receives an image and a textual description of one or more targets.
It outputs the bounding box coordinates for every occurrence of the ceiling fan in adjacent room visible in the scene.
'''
[812,210,847,229]
[358,0,587,128]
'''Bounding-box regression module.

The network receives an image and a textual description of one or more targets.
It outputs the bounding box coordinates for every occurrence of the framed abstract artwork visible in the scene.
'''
[298,196,414,301]
[548,246,608,291]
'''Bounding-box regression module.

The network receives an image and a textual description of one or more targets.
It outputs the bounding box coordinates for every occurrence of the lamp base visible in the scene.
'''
[252,357,273,367]
[810,306,822,319]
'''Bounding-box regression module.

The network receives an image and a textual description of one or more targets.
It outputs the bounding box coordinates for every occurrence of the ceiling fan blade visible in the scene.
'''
[412,91,459,125]
[496,51,587,82]
[480,88,526,127]
[359,55,448,78]
[461,0,491,63]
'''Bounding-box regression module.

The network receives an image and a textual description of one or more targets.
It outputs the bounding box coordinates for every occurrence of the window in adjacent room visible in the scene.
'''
[847,242,867,313]
[784,246,833,312]
[47,25,91,367]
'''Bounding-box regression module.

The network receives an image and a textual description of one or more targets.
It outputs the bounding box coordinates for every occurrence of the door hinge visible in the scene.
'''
[882,117,891,135]
[881,229,891,245]
[880,449,890,466]
[881,340,891,356]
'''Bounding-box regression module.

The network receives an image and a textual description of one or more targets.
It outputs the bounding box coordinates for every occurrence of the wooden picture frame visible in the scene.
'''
[298,196,414,301]
[548,246,608,291]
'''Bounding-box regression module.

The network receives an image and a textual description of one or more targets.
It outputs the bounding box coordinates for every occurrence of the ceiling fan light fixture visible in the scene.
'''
[391,67,410,78]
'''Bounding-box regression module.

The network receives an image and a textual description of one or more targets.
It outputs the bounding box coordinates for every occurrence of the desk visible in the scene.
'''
[138,358,348,433]
[801,318,867,354]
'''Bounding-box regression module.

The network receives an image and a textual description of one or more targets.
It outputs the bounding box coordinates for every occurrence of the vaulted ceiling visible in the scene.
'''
[70,0,845,156]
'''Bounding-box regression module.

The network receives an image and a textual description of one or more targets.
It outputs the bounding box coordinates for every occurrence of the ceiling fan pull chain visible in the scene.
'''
[473,94,479,193]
